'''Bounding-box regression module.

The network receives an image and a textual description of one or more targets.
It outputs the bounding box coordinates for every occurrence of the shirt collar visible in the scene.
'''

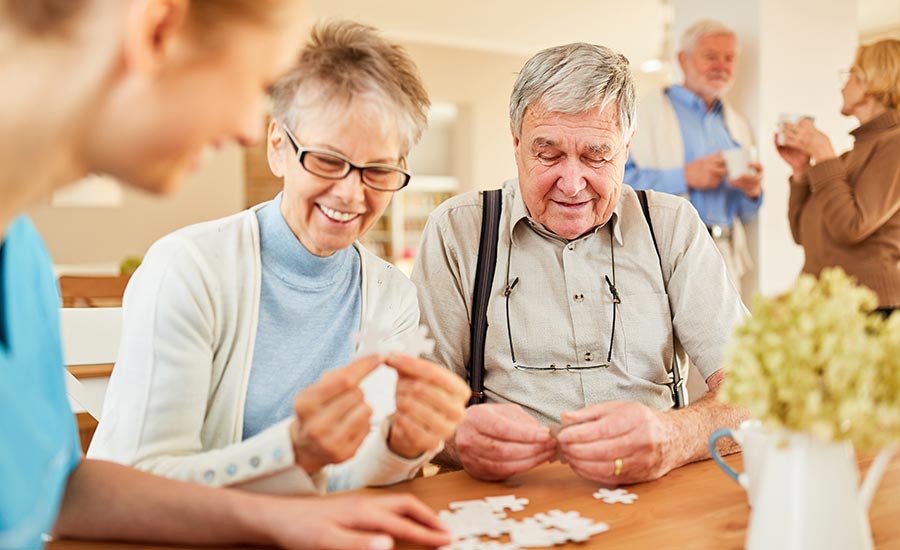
[667,84,723,115]
[851,109,900,139]
[507,178,624,247]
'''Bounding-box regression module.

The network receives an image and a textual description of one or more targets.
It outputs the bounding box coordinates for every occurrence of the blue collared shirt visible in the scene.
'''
[624,85,761,227]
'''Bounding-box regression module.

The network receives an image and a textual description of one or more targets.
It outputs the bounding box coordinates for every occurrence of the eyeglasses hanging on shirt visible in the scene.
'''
[504,224,619,372]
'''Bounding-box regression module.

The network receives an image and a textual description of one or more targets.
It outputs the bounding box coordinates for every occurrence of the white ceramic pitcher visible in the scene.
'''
[746,431,897,550]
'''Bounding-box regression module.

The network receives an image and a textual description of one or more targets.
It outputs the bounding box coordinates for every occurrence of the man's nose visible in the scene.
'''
[555,159,588,196]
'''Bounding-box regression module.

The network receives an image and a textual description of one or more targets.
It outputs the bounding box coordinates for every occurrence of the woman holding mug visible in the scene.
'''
[778,39,900,315]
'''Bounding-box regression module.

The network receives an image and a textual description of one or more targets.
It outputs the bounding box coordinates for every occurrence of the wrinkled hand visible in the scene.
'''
[685,152,727,190]
[455,403,556,480]
[290,355,381,474]
[780,119,835,163]
[557,401,675,484]
[775,133,812,180]
[729,161,763,199]
[254,493,451,550]
[386,354,471,459]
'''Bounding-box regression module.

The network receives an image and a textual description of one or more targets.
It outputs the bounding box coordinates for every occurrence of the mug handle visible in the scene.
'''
[709,428,741,483]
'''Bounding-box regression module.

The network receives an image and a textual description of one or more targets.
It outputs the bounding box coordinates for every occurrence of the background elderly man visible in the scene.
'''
[412,42,747,485]
[624,19,762,291]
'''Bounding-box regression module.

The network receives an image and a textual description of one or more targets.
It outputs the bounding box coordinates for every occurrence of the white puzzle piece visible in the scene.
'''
[593,487,639,504]
[353,323,434,359]
[483,495,530,513]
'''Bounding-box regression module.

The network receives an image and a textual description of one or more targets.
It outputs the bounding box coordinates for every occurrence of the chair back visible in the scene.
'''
[58,274,131,307]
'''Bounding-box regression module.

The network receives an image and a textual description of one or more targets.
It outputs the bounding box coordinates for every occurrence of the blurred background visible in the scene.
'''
[33,0,900,297]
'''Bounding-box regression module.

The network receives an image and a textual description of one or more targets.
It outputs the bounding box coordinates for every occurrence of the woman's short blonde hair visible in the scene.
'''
[270,20,430,158]
[854,39,900,110]
[2,0,282,36]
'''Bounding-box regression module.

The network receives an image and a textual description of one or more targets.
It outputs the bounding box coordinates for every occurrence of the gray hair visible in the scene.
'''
[270,20,430,157]
[509,42,635,142]
[680,19,736,53]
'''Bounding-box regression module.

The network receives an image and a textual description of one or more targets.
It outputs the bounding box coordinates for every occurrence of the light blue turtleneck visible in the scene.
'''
[242,193,362,440]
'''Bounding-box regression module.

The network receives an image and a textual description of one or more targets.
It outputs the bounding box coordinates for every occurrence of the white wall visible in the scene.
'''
[674,0,858,297]
[29,145,245,265]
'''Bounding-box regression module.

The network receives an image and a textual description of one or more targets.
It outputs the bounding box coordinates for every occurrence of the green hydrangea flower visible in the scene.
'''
[719,267,900,449]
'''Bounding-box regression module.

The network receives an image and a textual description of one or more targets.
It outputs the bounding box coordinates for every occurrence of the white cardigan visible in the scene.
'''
[88,203,435,494]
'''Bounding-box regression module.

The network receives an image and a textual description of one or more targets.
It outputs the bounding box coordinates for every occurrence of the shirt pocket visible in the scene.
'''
[617,291,674,385]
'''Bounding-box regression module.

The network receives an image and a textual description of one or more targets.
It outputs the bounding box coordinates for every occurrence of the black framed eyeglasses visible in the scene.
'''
[504,224,620,372]
[281,123,411,192]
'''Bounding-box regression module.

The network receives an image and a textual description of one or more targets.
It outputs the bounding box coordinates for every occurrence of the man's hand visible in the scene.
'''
[385,354,471,459]
[454,403,556,480]
[556,401,676,484]
[252,492,451,550]
[290,355,382,474]
[685,152,727,190]
[729,161,763,199]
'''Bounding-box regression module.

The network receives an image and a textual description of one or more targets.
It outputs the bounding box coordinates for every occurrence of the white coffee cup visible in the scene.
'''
[777,113,815,145]
[722,146,756,180]
[709,419,769,506]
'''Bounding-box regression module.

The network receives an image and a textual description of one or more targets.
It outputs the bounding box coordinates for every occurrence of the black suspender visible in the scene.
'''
[636,190,687,408]
[467,189,502,405]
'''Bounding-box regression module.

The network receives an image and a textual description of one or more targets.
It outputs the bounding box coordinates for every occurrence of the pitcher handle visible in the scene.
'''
[709,428,741,484]
[860,443,898,511]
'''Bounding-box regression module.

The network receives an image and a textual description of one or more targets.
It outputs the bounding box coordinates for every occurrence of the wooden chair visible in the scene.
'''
[58,274,131,308]
[61,307,122,452]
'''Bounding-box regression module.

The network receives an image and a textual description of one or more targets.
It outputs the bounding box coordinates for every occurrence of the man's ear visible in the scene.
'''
[510,122,521,151]
[267,119,286,178]
[121,0,190,75]
[677,51,688,74]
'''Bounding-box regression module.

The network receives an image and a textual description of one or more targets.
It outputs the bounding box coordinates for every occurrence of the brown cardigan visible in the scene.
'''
[788,109,900,308]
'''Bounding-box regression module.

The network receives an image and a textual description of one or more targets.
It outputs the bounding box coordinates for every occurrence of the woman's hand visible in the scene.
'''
[775,133,811,181]
[290,355,383,474]
[780,119,836,164]
[385,354,471,459]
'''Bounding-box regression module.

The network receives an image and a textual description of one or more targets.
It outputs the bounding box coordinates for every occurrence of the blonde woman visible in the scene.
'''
[0,2,448,549]
[779,39,900,315]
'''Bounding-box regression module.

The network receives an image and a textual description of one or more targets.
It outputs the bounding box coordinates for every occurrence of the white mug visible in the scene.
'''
[722,146,756,180]
[777,113,815,145]
[709,419,769,506]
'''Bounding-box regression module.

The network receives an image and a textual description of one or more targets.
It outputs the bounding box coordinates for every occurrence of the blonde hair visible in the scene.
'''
[2,0,282,36]
[854,39,900,111]
[270,20,430,157]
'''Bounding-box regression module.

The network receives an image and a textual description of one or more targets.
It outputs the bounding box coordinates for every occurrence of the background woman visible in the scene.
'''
[88,21,470,494]
[779,39,900,314]
[0,2,449,549]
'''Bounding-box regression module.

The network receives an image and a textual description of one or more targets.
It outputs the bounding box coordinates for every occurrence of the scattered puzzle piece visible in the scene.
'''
[593,487,638,504]
[483,495,530,513]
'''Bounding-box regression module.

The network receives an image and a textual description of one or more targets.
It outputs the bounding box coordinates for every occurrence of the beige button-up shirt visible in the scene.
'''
[412,180,746,426]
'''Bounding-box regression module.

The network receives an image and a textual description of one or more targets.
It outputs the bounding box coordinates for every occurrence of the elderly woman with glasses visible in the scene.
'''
[88,21,470,495]
[778,39,900,315]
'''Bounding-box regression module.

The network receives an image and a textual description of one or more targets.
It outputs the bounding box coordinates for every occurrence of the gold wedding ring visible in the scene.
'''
[613,457,623,476]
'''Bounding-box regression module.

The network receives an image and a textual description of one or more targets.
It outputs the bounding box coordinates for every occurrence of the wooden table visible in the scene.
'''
[47,452,900,549]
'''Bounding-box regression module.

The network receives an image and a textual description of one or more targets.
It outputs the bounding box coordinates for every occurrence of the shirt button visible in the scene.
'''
[273,448,284,461]
[226,464,238,476]
[203,469,215,483]
[250,456,261,468]
[573,293,584,303]
[585,352,593,361]
[567,244,575,251]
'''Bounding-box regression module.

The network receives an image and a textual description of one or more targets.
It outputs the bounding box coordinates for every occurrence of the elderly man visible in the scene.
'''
[624,19,762,291]
[411,41,746,484]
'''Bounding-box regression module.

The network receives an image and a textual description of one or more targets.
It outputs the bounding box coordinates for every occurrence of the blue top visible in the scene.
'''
[0,217,81,550]
[242,194,362,440]
[624,85,762,227]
